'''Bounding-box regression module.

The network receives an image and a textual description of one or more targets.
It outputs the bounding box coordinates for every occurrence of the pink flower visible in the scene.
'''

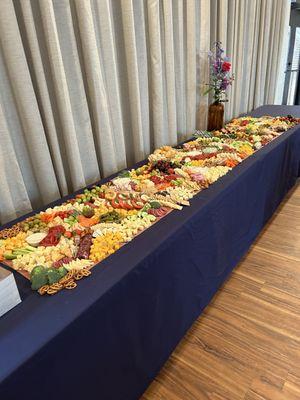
[222,62,231,72]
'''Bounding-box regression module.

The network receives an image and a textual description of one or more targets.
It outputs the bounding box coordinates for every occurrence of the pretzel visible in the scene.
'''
[38,285,50,296]
[0,225,21,239]
[74,271,84,281]
[49,282,63,292]
[47,287,60,295]
[73,268,91,280]
[81,268,91,277]
[64,280,77,290]
[59,270,75,285]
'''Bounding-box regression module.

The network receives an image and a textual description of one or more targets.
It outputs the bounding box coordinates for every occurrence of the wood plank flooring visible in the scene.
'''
[142,182,300,400]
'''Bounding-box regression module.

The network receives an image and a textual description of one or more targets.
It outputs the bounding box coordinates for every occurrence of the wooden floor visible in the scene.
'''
[142,182,300,400]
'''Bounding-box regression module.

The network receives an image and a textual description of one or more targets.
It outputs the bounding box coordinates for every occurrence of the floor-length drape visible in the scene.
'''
[210,0,290,121]
[0,0,290,224]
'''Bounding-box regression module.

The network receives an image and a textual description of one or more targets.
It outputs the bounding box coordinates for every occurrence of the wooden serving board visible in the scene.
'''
[1,260,30,280]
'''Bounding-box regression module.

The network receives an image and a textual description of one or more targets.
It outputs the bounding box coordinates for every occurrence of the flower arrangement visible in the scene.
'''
[205,42,234,103]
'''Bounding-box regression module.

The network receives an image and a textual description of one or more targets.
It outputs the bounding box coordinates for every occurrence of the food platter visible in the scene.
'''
[0,115,298,296]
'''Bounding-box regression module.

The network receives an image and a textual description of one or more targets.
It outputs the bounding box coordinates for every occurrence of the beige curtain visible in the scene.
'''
[0,0,290,224]
[210,0,290,121]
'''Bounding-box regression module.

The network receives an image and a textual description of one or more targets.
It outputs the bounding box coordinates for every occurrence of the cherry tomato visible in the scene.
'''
[131,200,143,209]
[117,193,128,201]
[123,201,133,210]
[111,199,120,209]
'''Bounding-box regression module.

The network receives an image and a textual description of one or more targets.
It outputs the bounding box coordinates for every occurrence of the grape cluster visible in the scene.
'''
[21,215,47,233]
[154,160,178,174]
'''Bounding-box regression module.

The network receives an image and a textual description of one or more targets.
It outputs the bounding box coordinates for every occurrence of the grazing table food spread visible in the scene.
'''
[0,114,299,296]
[1,105,300,400]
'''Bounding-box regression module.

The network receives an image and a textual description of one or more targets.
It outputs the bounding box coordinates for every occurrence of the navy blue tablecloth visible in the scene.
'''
[0,105,300,400]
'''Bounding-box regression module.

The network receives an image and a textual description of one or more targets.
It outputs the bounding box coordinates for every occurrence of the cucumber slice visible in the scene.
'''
[4,253,17,260]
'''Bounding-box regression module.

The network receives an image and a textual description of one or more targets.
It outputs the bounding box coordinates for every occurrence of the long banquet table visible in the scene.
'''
[0,105,300,400]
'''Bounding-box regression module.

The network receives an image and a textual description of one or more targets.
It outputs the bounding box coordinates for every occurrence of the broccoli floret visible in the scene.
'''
[30,265,46,278]
[149,201,161,209]
[47,268,62,285]
[31,270,48,291]
[57,266,68,279]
